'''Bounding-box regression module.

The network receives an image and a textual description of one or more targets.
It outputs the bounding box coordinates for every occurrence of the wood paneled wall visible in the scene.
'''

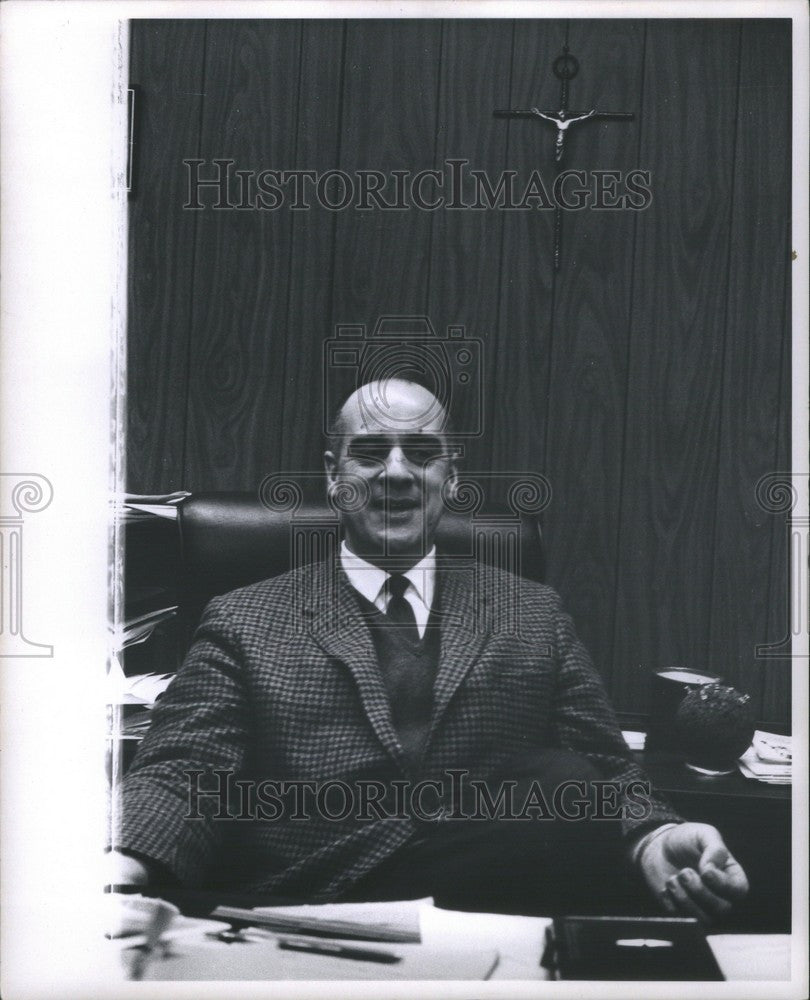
[127,19,792,725]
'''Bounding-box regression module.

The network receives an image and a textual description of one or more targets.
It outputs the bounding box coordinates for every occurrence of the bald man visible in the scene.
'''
[111,379,747,922]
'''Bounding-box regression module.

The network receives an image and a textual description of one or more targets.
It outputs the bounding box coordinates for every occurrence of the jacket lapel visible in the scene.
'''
[426,561,491,742]
[303,559,407,771]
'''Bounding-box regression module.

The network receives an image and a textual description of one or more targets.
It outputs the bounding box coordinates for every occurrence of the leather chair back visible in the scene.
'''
[177,492,544,635]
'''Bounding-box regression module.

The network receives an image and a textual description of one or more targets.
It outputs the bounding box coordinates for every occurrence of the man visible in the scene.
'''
[111,378,748,922]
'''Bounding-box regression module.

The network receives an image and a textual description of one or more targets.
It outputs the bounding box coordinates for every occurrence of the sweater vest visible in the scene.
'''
[351,589,441,767]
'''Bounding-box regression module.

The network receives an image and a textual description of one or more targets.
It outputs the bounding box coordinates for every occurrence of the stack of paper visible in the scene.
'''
[250,897,427,941]
[111,705,154,738]
[109,654,173,699]
[113,606,179,648]
[118,671,174,705]
[622,730,646,751]
[737,731,792,784]
[107,662,174,738]
[114,491,190,521]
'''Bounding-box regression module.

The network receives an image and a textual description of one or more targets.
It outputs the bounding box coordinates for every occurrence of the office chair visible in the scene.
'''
[176,491,544,645]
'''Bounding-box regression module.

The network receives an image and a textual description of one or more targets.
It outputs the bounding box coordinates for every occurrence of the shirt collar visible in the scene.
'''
[339,541,436,608]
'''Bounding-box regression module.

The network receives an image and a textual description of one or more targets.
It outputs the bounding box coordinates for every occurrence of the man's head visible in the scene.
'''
[324,379,457,567]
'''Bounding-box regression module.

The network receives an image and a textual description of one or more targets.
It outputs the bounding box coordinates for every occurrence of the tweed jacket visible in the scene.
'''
[117,557,682,899]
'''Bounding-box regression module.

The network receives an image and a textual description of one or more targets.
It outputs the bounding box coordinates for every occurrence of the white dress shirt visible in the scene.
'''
[339,541,436,638]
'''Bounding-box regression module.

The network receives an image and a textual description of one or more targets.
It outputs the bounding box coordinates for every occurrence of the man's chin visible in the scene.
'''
[350,527,431,562]
[380,530,427,555]
[384,538,429,559]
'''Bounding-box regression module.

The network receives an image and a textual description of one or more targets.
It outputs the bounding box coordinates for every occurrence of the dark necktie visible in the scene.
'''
[384,574,420,644]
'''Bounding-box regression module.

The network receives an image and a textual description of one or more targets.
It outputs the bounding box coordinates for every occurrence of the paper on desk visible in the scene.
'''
[708,934,791,981]
[420,902,550,980]
[753,730,792,763]
[116,491,191,505]
[252,896,430,940]
[121,672,174,704]
[142,935,499,981]
[622,730,646,751]
[737,747,792,784]
[115,491,191,521]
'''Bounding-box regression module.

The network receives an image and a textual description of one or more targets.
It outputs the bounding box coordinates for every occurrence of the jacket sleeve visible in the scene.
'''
[547,593,684,841]
[112,595,252,885]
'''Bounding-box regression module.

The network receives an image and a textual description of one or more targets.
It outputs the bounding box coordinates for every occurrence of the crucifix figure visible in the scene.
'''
[494,46,635,268]
[529,107,596,162]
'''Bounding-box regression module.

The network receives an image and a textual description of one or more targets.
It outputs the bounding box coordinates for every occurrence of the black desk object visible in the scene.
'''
[543,916,724,980]
[636,751,791,932]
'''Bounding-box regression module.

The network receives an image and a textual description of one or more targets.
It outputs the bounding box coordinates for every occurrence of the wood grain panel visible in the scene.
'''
[760,22,792,728]
[424,19,514,473]
[328,20,442,407]
[126,18,792,725]
[126,21,206,492]
[710,20,791,725]
[275,20,346,477]
[762,134,792,726]
[491,21,562,478]
[611,21,741,713]
[541,20,645,687]
[183,20,302,490]
[761,287,791,727]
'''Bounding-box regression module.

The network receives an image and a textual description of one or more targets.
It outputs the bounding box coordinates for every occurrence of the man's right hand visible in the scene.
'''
[107,850,153,887]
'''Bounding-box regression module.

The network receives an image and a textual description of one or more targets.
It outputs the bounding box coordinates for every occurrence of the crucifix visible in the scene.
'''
[494,46,635,269]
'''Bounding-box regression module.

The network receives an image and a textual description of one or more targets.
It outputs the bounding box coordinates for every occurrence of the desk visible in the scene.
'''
[636,751,791,932]
[109,900,792,982]
[422,908,791,981]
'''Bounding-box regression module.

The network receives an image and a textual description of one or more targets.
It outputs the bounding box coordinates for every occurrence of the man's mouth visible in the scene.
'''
[371,497,420,512]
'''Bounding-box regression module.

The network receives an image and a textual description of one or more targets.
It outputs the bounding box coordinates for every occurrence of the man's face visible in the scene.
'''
[324,381,456,565]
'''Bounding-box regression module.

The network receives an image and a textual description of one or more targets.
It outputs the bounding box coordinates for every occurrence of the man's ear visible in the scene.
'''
[445,460,459,497]
[324,450,337,489]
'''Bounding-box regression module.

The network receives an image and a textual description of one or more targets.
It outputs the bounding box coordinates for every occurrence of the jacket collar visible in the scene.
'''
[338,541,436,613]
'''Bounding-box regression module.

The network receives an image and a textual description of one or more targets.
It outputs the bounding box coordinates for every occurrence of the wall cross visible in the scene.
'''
[494,46,635,269]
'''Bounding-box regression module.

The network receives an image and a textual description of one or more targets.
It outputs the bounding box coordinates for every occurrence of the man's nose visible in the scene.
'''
[381,445,415,480]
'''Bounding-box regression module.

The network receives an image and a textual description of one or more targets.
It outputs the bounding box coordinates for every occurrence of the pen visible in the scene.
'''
[277,935,402,964]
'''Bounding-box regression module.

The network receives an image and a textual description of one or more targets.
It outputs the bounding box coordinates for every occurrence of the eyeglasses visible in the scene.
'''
[345,434,448,467]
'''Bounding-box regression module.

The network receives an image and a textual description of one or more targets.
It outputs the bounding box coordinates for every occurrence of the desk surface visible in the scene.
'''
[109,900,793,982]
[636,751,791,803]
[421,907,791,982]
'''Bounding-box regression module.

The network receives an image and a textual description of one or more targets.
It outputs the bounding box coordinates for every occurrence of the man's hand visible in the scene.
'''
[639,822,749,923]
[107,849,153,887]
